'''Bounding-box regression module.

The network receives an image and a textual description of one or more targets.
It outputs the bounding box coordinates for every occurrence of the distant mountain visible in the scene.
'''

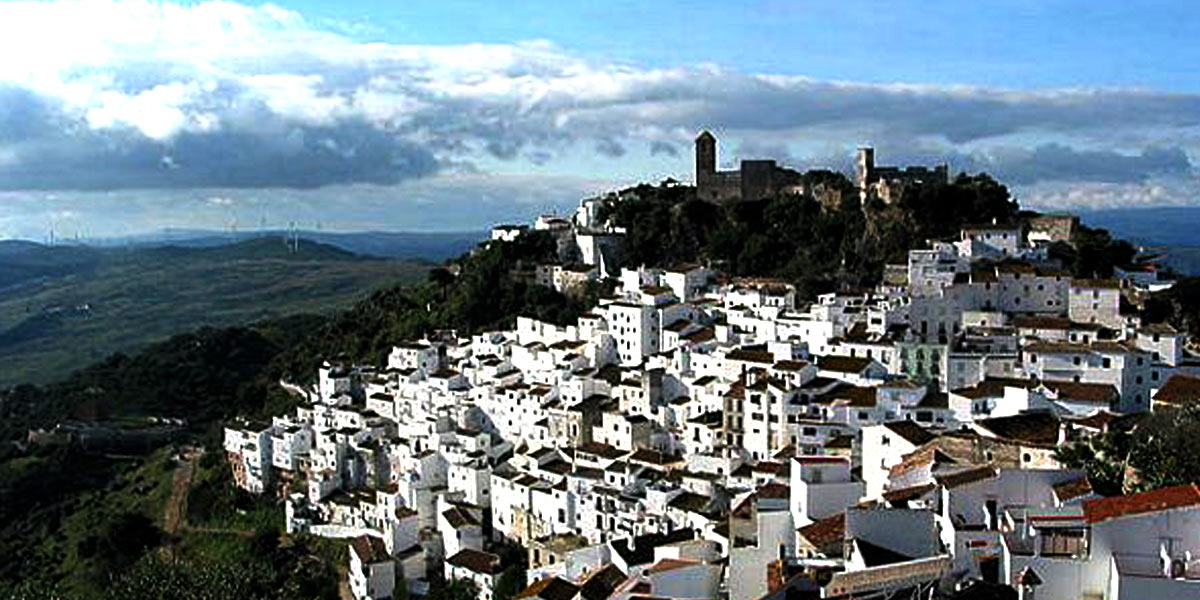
[84,229,486,261]
[0,237,428,386]
[142,236,366,262]
[1076,207,1200,275]
[0,241,104,290]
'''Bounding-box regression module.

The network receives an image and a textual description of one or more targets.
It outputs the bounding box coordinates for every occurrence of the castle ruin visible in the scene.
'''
[694,131,804,203]
[694,130,949,205]
[854,146,949,204]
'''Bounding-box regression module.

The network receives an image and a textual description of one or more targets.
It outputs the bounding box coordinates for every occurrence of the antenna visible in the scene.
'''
[288,221,299,254]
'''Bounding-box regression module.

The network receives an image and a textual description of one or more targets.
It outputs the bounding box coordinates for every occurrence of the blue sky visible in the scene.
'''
[0,0,1198,238]
[290,0,1200,90]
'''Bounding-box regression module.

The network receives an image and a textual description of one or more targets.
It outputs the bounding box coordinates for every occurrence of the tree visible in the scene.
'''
[493,566,526,600]
[428,267,455,301]
[427,578,480,600]
[1054,429,1133,496]
[1056,405,1200,496]
[1143,277,1200,339]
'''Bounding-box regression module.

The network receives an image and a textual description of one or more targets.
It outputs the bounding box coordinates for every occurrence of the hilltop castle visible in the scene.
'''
[854,146,949,204]
[694,131,805,203]
[694,130,949,204]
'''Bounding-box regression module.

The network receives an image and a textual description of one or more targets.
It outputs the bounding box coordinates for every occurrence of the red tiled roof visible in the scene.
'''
[447,548,502,575]
[350,535,390,564]
[882,483,937,503]
[1083,484,1200,524]
[758,482,790,499]
[517,577,579,600]
[798,513,845,549]
[796,455,849,464]
[816,355,873,374]
[1154,375,1200,407]
[883,421,936,446]
[936,465,999,490]
[645,558,699,575]
[727,348,776,364]
[1053,478,1094,503]
[773,359,810,372]
[1072,279,1121,289]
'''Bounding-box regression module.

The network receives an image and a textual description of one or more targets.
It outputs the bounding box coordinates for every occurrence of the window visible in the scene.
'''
[1040,528,1087,557]
[1073,356,1081,366]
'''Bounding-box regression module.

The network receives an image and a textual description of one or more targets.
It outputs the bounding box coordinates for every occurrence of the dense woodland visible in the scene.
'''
[0,173,1197,596]
[611,173,1019,297]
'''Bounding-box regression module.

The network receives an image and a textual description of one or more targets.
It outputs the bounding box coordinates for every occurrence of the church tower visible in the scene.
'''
[856,146,875,201]
[855,147,874,189]
[695,130,716,186]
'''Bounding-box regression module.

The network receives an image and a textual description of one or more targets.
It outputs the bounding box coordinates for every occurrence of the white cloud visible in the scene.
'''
[0,0,1195,212]
[0,173,616,239]
[1021,177,1200,211]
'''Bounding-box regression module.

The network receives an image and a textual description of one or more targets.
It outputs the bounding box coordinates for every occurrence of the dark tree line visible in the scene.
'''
[609,172,1020,299]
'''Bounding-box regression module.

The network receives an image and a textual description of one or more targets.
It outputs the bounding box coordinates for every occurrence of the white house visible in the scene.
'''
[349,535,395,600]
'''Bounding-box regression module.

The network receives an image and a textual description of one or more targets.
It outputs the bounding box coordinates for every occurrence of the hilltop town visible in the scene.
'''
[224,134,1200,600]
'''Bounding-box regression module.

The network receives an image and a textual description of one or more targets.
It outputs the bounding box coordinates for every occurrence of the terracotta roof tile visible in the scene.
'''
[817,355,873,374]
[1154,375,1200,408]
[350,535,390,564]
[935,465,999,489]
[1083,484,1200,524]
[517,577,579,600]
[645,558,699,575]
[798,513,845,549]
[447,548,502,575]
[1052,477,1093,503]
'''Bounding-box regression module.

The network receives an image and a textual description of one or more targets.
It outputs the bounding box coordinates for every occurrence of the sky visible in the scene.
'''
[1,0,1199,239]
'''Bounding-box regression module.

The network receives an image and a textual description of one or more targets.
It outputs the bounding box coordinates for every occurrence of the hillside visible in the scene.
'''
[3,177,1198,597]
[0,232,578,598]
[1075,206,1200,275]
[85,229,486,262]
[0,237,430,386]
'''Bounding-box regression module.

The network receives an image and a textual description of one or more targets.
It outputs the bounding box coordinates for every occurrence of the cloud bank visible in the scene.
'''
[0,0,1197,214]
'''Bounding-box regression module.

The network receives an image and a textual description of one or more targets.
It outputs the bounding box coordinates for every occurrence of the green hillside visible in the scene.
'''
[0,237,428,387]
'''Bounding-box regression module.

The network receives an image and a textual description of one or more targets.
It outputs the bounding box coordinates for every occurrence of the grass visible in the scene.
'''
[0,239,428,387]
[185,450,281,532]
[7,448,180,598]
